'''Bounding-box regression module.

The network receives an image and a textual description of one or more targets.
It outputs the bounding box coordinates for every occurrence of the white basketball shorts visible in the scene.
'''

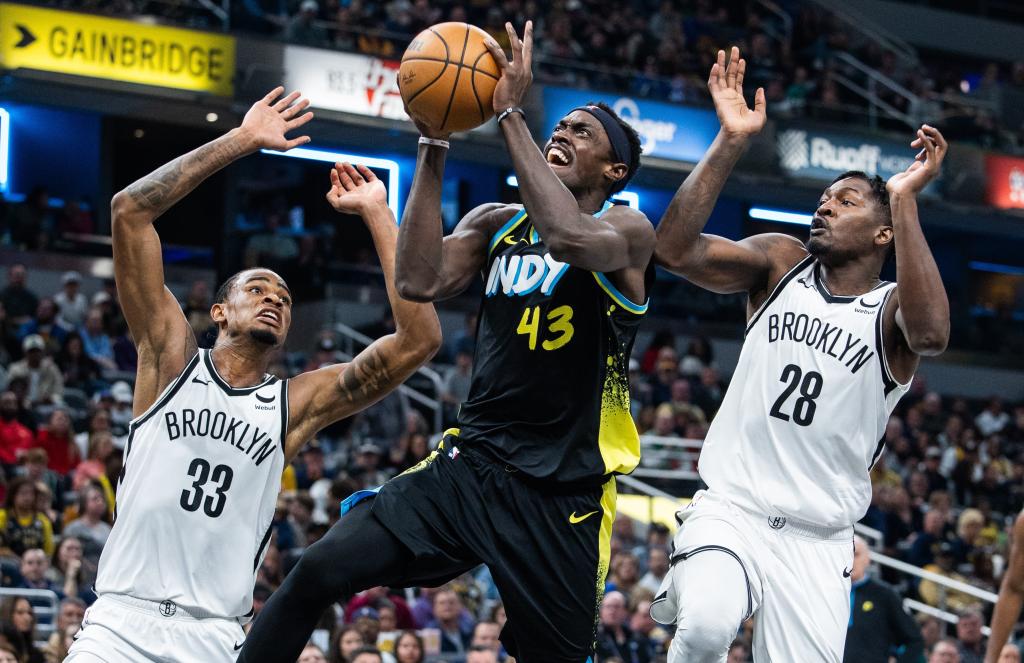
[65,594,248,663]
[651,490,854,662]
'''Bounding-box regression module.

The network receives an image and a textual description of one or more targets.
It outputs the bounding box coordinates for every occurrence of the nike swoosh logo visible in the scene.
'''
[502,235,530,246]
[569,510,599,524]
[858,298,881,308]
[192,376,210,385]
[234,642,244,651]
[254,392,275,404]
[843,567,852,578]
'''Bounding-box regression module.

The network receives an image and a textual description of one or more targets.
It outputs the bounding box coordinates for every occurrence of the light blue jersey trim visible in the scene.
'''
[488,209,529,254]
[592,271,648,314]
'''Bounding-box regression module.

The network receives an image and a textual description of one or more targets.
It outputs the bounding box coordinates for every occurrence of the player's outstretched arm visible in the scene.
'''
[654,47,795,294]
[483,22,654,273]
[285,164,441,459]
[882,125,950,381]
[394,115,506,302]
[111,87,312,414]
[985,514,1024,663]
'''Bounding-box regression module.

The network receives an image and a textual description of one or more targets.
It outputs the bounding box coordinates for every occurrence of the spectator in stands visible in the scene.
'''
[669,378,707,428]
[919,544,977,612]
[42,597,85,661]
[646,346,680,406]
[18,448,59,511]
[952,508,985,566]
[680,336,714,377]
[18,300,67,354]
[56,332,102,394]
[651,403,679,438]
[0,265,39,326]
[346,586,415,630]
[54,272,88,330]
[470,620,501,654]
[298,643,328,663]
[79,308,116,371]
[441,350,473,426]
[694,366,725,417]
[305,336,341,372]
[35,409,79,477]
[0,595,43,663]
[328,624,365,663]
[466,645,499,663]
[7,335,64,406]
[286,0,328,46]
[393,630,424,663]
[639,546,669,594]
[287,493,315,548]
[349,647,384,663]
[728,639,751,662]
[595,591,653,663]
[0,391,34,469]
[919,614,944,654]
[295,442,333,491]
[356,390,409,453]
[73,432,115,491]
[74,410,120,460]
[844,535,924,662]
[607,551,640,596]
[930,639,962,663]
[977,398,1011,437]
[349,442,392,487]
[181,280,214,345]
[428,588,472,654]
[956,609,986,663]
[62,481,111,568]
[0,477,53,556]
[48,537,93,603]
[999,644,1021,662]
[16,548,64,599]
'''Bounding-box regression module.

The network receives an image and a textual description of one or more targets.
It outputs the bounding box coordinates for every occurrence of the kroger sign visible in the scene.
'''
[543,87,719,163]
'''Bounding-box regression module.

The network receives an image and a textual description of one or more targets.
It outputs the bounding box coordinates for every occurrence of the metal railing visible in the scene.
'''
[803,0,918,66]
[830,51,920,130]
[636,435,702,482]
[333,322,444,432]
[752,0,793,47]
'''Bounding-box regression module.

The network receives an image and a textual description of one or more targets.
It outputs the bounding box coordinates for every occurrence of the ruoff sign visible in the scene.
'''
[777,126,928,186]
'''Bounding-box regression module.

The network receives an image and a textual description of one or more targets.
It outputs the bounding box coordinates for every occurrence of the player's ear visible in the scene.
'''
[875,225,894,249]
[605,162,627,189]
[210,302,226,325]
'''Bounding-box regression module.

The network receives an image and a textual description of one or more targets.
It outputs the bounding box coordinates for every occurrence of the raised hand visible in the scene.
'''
[240,86,314,152]
[326,162,387,215]
[708,47,766,139]
[886,125,948,196]
[484,21,534,113]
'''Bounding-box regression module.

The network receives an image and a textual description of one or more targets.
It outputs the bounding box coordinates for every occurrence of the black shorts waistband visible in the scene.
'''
[454,441,608,495]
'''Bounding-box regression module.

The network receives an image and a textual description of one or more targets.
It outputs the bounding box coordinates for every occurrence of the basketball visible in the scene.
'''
[399,22,501,134]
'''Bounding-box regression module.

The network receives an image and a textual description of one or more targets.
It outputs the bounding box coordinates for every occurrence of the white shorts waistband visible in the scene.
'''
[100,593,229,621]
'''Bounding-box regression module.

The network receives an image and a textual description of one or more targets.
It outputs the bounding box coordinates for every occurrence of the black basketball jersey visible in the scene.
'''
[456,205,650,485]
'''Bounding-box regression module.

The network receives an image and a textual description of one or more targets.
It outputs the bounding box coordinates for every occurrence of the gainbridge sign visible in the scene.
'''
[0,3,234,95]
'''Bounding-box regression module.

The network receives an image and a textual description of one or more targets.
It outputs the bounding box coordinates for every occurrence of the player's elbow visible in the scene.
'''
[396,279,437,303]
[654,242,689,275]
[544,232,588,265]
[407,316,443,361]
[907,327,949,356]
[110,190,149,232]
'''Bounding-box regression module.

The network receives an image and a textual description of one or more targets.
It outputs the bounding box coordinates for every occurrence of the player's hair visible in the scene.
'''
[830,171,891,224]
[214,270,247,304]
[586,101,643,195]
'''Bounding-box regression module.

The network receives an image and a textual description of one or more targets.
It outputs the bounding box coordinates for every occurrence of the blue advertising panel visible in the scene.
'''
[776,123,932,186]
[543,86,720,164]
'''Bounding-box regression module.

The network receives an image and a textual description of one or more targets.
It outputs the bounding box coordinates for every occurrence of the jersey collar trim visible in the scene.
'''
[812,262,890,304]
[203,349,276,397]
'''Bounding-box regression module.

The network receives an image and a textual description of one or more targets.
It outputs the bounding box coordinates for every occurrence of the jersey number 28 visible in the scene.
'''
[769,364,823,427]
[180,458,234,518]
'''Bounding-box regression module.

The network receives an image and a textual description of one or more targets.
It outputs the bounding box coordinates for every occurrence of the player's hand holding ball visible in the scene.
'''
[484,21,534,115]
[326,163,387,216]
[886,125,948,196]
[708,46,767,140]
[238,86,314,153]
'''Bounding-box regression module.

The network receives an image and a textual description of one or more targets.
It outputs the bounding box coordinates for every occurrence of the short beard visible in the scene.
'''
[249,329,278,346]
[805,237,827,256]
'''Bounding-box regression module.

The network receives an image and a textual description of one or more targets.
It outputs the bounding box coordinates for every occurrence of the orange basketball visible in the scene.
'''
[399,22,500,134]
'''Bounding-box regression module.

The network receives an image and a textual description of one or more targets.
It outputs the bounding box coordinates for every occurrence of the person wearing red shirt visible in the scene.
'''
[35,410,80,476]
[0,391,34,467]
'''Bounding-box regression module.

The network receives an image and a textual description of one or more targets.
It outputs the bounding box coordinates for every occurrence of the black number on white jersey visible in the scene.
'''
[769,364,823,427]
[180,458,234,518]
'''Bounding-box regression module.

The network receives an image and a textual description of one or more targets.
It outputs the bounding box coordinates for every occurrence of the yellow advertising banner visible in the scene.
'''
[0,3,234,95]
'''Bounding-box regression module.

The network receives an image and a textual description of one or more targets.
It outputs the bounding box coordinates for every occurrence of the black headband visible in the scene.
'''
[571,105,633,176]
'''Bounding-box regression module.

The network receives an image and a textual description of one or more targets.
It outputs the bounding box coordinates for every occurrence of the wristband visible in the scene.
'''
[418,136,450,149]
[497,107,525,124]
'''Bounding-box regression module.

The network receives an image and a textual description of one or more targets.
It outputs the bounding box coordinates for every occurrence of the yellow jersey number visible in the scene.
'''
[516,305,575,351]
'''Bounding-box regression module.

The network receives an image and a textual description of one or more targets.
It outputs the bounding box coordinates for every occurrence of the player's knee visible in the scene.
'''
[673,609,739,658]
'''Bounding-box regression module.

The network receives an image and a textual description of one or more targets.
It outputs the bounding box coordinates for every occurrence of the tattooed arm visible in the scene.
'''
[284,164,441,461]
[112,87,312,417]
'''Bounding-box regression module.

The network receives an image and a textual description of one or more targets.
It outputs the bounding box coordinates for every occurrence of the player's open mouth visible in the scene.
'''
[546,145,572,167]
[257,309,281,326]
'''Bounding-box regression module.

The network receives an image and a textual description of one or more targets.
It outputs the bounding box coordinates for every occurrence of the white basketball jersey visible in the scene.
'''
[699,256,910,528]
[95,349,287,619]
